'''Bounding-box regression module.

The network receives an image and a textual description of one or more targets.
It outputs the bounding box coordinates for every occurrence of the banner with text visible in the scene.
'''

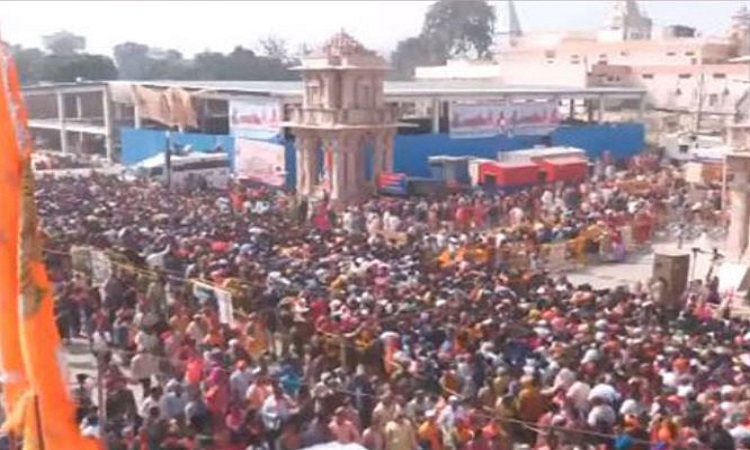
[450,100,561,139]
[229,98,283,141]
[234,138,286,187]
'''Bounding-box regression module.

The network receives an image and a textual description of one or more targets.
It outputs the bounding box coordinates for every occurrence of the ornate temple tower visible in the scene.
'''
[287,31,400,203]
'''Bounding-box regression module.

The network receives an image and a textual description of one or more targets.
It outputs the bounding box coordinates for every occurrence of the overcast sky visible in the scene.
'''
[0,0,747,57]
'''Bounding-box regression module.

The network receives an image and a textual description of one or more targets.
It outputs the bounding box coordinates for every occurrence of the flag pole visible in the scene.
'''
[34,395,45,450]
[8,432,17,450]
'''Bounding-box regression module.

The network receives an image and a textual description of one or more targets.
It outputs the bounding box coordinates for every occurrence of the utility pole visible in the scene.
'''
[164,129,172,189]
[695,70,706,134]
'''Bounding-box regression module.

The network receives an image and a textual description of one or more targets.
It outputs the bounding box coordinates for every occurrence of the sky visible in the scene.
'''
[0,0,747,58]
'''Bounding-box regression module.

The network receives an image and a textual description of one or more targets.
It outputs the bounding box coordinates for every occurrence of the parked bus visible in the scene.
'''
[133,152,231,189]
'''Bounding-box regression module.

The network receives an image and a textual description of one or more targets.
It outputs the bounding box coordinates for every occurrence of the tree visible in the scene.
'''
[421,0,496,60]
[42,30,86,56]
[40,54,118,82]
[390,36,437,80]
[11,46,45,84]
[258,36,289,62]
[113,42,151,80]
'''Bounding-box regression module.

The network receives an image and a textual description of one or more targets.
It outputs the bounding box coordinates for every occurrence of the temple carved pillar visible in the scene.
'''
[296,135,308,195]
[373,133,384,182]
[727,154,750,262]
[383,130,395,173]
[331,150,344,201]
[729,186,749,262]
[306,138,318,193]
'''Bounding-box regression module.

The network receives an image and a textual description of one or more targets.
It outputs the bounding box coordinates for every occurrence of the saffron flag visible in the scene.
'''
[0,42,28,433]
[0,42,101,449]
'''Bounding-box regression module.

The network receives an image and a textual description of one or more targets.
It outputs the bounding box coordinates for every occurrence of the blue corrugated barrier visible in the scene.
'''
[121,123,644,189]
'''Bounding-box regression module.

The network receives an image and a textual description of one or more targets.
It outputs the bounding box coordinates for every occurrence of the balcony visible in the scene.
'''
[288,104,399,127]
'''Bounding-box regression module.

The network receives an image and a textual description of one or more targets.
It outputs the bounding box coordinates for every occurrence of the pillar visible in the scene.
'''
[728,186,749,262]
[102,88,114,161]
[431,98,441,134]
[307,138,318,193]
[56,91,69,154]
[383,131,394,173]
[638,94,646,122]
[76,95,83,119]
[331,150,344,201]
[373,133,384,181]
[346,148,357,194]
[133,99,142,129]
[597,94,604,124]
[296,136,308,195]
[568,98,576,120]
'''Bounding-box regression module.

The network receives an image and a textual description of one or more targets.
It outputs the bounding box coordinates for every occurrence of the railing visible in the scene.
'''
[289,105,398,126]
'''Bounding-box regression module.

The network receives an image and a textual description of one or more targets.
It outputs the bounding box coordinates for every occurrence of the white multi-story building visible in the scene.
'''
[414,1,749,121]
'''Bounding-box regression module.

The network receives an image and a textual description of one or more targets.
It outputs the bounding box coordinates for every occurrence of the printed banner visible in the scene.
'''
[377,172,408,196]
[229,98,283,141]
[192,280,234,326]
[234,138,286,186]
[70,246,91,273]
[90,250,112,287]
[216,289,235,326]
[450,100,561,139]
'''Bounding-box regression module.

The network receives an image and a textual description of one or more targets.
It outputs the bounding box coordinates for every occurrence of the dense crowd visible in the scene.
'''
[33,164,741,450]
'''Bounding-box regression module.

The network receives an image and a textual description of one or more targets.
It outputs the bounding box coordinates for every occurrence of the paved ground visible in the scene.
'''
[564,235,724,290]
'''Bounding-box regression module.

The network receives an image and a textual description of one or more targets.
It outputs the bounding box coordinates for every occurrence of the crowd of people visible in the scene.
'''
[33,162,741,450]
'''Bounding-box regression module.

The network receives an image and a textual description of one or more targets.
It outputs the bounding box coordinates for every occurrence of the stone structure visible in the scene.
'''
[287,32,399,203]
[726,152,750,262]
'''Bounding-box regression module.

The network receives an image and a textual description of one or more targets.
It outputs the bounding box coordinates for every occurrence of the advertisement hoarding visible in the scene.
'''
[234,138,286,187]
[450,100,561,139]
[229,98,283,141]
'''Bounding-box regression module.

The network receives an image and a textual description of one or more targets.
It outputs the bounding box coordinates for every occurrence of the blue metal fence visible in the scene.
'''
[121,123,644,188]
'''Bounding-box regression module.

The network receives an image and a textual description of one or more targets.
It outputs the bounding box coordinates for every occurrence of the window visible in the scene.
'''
[713,73,726,79]
[544,50,556,59]
[614,75,621,82]
[620,50,629,56]
[678,74,691,79]
[709,94,719,106]
[599,54,607,59]
[667,51,676,56]
[642,74,654,79]
[678,144,689,154]
[685,51,695,56]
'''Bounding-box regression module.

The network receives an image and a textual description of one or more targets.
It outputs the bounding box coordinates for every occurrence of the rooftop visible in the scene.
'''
[23,79,647,100]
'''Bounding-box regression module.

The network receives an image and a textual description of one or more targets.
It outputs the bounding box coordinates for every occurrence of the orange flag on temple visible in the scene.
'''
[0,42,101,450]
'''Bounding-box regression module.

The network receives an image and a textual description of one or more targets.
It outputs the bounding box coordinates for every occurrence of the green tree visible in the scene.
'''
[40,54,118,82]
[113,42,151,79]
[390,36,436,80]
[42,30,86,56]
[11,46,45,84]
[422,0,496,60]
[258,35,289,63]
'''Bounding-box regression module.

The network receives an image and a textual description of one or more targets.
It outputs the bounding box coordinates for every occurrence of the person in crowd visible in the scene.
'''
[33,165,739,450]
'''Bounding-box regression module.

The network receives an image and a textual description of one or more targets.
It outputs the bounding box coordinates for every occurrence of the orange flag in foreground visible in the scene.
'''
[0,43,28,433]
[0,43,101,450]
